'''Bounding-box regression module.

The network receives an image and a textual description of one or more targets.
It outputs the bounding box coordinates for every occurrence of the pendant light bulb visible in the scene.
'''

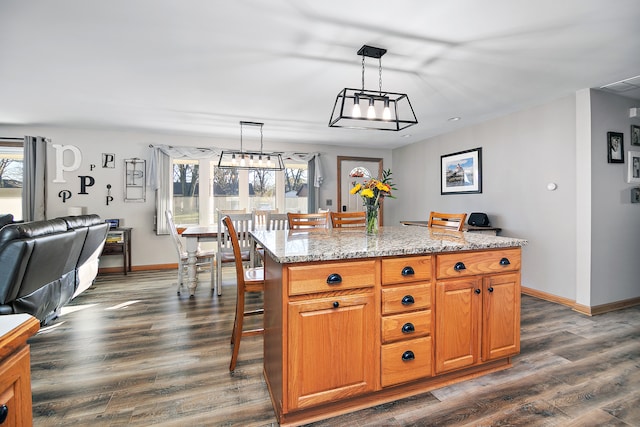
[267,155,272,167]
[240,154,246,167]
[367,98,376,119]
[382,98,391,121]
[352,94,361,118]
[231,153,237,166]
[258,155,263,166]
[249,154,254,167]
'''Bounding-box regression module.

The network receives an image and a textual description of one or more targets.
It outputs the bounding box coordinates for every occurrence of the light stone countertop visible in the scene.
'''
[251,226,527,264]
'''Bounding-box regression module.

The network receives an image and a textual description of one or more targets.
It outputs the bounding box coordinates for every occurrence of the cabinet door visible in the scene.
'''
[435,277,481,374]
[482,273,521,361]
[288,292,376,410]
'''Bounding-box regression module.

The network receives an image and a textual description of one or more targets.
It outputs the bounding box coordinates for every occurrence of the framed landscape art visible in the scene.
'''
[441,147,482,194]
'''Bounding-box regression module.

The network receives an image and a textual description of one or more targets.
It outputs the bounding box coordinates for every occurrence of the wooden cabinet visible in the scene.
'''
[262,244,522,426]
[434,249,521,374]
[285,261,378,411]
[380,256,433,387]
[0,314,40,427]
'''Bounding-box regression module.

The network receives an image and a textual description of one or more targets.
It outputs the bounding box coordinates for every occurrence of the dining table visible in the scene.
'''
[181,223,264,296]
[180,225,220,296]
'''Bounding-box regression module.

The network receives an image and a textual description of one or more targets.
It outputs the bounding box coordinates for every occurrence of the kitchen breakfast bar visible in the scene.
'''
[250,226,527,426]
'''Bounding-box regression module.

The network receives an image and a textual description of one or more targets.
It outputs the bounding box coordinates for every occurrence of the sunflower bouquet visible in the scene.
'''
[350,169,396,233]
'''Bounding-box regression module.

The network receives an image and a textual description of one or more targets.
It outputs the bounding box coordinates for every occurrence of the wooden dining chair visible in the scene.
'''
[215,212,253,296]
[330,211,366,228]
[165,210,215,295]
[222,215,264,373]
[427,211,467,231]
[287,212,330,230]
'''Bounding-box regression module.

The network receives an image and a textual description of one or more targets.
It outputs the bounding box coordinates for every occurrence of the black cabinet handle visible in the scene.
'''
[326,273,342,285]
[488,287,494,292]
[454,262,466,271]
[401,266,415,276]
[333,301,339,308]
[474,288,481,294]
[401,350,415,361]
[0,404,8,424]
[500,257,511,266]
[401,323,415,334]
[401,295,415,305]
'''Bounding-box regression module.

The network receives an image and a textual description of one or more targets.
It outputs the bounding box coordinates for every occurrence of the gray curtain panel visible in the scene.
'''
[22,136,47,221]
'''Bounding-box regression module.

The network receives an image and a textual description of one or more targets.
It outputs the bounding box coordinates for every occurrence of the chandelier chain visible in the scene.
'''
[379,58,383,94]
[361,54,365,92]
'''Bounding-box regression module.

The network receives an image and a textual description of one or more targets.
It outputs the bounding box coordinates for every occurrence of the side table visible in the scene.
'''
[101,227,132,274]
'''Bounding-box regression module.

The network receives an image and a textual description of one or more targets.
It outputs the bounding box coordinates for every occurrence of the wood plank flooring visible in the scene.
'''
[28,270,640,426]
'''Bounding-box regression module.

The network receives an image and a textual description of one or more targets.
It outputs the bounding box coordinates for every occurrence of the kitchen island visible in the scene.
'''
[251,226,527,426]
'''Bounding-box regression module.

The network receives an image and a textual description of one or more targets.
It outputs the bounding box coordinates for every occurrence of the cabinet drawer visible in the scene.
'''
[381,336,432,387]
[381,256,431,285]
[287,260,376,296]
[436,249,521,279]
[382,310,431,343]
[381,283,431,315]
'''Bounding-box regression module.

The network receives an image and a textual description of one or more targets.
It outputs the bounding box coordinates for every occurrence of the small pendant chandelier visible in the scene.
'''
[218,121,284,171]
[329,45,418,131]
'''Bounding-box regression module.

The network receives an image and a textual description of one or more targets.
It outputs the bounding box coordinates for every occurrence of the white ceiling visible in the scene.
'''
[1,0,640,149]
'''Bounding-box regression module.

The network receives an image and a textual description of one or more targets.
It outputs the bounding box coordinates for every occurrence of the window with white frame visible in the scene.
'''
[166,158,310,226]
[0,142,23,221]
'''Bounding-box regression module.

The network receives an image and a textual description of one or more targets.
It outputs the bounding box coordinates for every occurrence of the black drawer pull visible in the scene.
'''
[475,288,481,294]
[401,350,415,361]
[500,257,511,266]
[401,323,415,334]
[454,262,466,271]
[326,273,342,285]
[488,287,494,293]
[401,266,415,276]
[333,301,339,308]
[0,404,8,424]
[401,295,415,305]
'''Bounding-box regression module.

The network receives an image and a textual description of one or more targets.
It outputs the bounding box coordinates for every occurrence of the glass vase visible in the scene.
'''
[366,204,379,234]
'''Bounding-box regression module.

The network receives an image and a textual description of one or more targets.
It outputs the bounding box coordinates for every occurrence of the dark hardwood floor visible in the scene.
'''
[28,270,640,426]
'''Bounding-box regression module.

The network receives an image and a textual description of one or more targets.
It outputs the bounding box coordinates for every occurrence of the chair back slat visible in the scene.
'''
[330,211,366,228]
[427,211,467,231]
[287,212,330,230]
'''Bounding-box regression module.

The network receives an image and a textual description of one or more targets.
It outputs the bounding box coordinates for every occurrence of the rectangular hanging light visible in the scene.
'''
[329,45,418,131]
[218,121,285,171]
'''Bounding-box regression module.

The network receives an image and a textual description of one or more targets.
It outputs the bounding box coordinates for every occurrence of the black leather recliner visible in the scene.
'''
[0,214,108,324]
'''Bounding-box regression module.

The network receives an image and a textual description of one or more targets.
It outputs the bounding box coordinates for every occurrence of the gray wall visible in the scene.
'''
[0,125,391,268]
[389,90,640,307]
[388,96,578,300]
[589,89,640,305]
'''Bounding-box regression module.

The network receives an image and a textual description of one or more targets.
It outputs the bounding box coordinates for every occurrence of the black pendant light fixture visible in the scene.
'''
[329,45,418,131]
[218,121,284,171]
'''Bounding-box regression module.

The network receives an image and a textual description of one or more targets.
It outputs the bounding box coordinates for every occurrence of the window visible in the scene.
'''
[172,159,199,225]
[0,142,23,221]
[284,161,308,214]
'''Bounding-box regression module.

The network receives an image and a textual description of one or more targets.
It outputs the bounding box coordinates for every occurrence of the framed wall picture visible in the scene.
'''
[441,147,482,194]
[631,125,640,146]
[627,151,640,183]
[607,131,624,163]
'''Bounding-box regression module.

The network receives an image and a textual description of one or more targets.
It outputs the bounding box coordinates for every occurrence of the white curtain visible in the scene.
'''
[148,144,324,234]
[22,136,47,221]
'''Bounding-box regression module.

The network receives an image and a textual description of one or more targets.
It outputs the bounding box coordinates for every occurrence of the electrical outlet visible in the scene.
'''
[326,199,332,206]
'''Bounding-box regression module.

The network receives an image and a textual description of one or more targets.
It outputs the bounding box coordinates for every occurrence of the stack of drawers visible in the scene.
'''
[380,256,433,387]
